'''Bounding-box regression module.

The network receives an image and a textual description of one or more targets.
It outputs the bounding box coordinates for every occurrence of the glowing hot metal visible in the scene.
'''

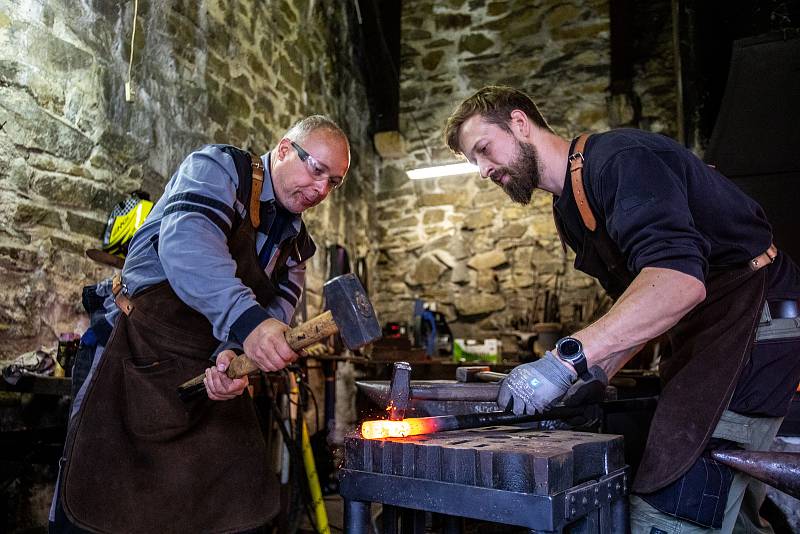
[360,407,585,440]
[361,417,438,439]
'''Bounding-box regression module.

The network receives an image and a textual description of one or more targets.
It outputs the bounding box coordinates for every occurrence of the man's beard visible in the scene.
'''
[493,141,541,205]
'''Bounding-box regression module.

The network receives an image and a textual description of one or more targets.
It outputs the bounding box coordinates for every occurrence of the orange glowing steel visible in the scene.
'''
[361,417,438,439]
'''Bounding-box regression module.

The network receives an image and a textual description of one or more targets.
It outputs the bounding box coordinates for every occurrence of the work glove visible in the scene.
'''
[497,352,577,415]
[561,365,609,406]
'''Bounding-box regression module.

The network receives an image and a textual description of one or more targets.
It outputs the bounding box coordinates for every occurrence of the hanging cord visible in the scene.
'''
[268,396,306,532]
[125,0,139,102]
[287,376,322,433]
[291,365,331,534]
[265,371,306,533]
[267,367,336,533]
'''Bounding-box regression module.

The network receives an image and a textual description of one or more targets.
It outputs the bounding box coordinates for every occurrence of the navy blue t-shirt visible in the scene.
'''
[554,129,800,416]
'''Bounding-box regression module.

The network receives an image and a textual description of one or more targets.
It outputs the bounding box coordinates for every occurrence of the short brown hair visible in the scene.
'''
[443,86,552,155]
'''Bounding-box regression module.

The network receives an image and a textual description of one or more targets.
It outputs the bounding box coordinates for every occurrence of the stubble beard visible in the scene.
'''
[496,141,542,205]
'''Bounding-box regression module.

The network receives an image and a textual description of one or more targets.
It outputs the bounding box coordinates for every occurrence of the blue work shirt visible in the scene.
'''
[112,144,310,345]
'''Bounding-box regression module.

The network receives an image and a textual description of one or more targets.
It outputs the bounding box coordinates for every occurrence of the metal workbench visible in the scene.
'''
[340,425,629,533]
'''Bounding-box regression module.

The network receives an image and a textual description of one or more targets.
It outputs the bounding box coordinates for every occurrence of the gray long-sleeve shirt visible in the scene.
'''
[110,144,309,343]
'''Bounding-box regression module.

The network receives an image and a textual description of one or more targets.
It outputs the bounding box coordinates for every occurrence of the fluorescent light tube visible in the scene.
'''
[406,162,479,180]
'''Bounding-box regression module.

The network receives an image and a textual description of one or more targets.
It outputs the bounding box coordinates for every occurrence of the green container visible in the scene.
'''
[452,338,500,364]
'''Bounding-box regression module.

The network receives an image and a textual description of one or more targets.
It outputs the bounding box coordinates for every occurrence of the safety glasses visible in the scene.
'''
[291,141,344,190]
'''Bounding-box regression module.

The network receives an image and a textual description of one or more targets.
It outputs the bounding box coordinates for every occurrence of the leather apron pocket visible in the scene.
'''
[122,308,213,441]
[122,356,193,440]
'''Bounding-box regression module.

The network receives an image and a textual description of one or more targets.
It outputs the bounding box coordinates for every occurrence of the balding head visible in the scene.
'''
[284,115,350,154]
[271,115,351,213]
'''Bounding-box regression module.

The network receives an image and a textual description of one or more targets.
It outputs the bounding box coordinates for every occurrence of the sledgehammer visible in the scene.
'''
[178,273,381,401]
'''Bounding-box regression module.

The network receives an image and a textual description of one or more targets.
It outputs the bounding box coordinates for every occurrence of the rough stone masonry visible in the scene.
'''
[0,0,378,360]
[371,0,678,348]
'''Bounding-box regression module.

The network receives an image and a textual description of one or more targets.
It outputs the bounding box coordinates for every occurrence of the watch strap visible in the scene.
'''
[556,337,590,378]
[569,354,589,377]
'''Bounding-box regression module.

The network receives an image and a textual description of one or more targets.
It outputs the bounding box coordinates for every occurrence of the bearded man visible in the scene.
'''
[443,86,800,534]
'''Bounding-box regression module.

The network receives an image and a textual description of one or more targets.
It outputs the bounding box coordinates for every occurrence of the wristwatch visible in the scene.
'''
[555,337,589,378]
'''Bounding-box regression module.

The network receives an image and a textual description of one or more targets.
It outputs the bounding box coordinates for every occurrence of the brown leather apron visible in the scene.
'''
[562,135,770,494]
[633,264,767,493]
[61,156,286,533]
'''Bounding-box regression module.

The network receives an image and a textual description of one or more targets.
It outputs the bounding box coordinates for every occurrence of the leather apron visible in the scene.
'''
[559,135,769,494]
[633,263,767,493]
[60,156,286,533]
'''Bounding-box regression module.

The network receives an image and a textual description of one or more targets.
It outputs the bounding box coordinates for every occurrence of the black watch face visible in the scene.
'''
[559,338,581,358]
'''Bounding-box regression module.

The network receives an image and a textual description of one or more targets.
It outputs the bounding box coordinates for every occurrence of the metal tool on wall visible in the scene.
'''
[354,256,368,296]
[542,273,562,323]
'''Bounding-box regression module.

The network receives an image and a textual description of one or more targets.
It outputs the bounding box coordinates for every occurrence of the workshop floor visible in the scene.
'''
[298,495,345,533]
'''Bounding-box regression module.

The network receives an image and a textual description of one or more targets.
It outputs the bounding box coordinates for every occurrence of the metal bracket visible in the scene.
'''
[564,468,628,521]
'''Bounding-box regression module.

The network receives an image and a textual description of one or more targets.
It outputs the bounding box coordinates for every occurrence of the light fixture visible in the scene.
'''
[401,102,479,180]
[406,162,479,180]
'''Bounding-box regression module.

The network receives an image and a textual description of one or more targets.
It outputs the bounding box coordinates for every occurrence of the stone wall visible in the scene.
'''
[0,0,378,359]
[373,0,677,350]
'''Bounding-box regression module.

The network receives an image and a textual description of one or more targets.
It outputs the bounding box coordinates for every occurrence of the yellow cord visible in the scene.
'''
[302,417,330,534]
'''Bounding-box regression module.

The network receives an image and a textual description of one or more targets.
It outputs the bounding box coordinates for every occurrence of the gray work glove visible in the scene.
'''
[561,365,609,406]
[497,352,577,415]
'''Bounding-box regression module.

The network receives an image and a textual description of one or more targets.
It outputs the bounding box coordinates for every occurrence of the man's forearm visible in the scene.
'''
[573,267,706,376]
[592,344,645,377]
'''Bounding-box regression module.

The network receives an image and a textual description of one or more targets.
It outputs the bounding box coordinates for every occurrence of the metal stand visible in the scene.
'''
[344,499,370,534]
[340,427,630,533]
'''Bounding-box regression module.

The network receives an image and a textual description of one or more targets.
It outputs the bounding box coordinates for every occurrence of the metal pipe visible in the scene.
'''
[711,450,800,499]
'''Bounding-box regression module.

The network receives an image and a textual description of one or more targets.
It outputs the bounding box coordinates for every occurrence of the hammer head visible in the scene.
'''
[323,273,381,350]
[387,361,411,421]
[455,366,491,383]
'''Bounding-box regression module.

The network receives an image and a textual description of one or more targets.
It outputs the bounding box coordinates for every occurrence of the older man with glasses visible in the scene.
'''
[51,115,350,533]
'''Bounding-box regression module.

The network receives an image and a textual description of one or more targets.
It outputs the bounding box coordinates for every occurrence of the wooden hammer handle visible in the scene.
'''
[226,310,338,377]
[178,310,338,395]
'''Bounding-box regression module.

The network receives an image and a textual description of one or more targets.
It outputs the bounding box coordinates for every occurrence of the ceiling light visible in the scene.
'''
[406,162,479,180]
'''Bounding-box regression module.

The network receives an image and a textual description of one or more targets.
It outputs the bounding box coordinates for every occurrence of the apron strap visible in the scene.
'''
[566,133,635,295]
[749,243,777,271]
[111,273,133,315]
[569,134,596,231]
[248,153,265,228]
